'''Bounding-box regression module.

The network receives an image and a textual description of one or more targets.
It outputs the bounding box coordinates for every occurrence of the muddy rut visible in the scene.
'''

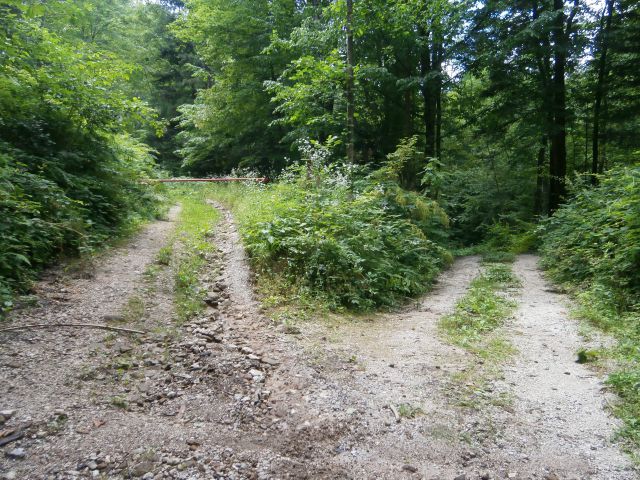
[0,208,636,479]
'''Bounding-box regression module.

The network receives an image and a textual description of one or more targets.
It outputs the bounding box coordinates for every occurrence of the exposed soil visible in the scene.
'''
[0,208,637,480]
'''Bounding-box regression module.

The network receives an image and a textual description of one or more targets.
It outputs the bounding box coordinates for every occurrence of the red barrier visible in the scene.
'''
[152,177,269,183]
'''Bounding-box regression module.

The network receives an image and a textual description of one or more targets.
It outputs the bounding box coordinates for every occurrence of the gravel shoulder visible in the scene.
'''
[0,207,636,480]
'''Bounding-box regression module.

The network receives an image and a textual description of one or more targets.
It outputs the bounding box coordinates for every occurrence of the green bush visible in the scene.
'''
[540,166,640,312]
[0,8,163,313]
[0,137,161,313]
[233,162,451,310]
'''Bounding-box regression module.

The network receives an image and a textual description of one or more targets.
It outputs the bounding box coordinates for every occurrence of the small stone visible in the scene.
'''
[204,295,220,307]
[507,473,517,479]
[401,464,418,473]
[87,461,98,470]
[544,474,560,480]
[249,369,265,382]
[454,476,468,480]
[131,462,154,477]
[2,471,17,480]
[480,474,491,480]
[0,410,15,419]
[389,363,395,368]
[6,448,26,460]
[142,473,154,480]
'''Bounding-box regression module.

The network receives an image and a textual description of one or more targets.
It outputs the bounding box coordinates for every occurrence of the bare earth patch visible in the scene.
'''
[1,208,637,480]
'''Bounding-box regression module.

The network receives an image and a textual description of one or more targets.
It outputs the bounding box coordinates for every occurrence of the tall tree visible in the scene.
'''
[345,0,355,163]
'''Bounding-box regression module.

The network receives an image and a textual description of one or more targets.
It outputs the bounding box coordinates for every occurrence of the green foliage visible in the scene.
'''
[0,3,163,313]
[540,167,640,312]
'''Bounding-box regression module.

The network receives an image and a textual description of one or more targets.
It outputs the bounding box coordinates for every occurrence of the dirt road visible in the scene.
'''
[0,208,636,479]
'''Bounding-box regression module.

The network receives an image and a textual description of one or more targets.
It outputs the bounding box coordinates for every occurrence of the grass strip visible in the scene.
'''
[439,262,519,361]
[166,185,221,323]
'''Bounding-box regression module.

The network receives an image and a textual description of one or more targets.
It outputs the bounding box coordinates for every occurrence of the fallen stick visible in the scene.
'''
[0,430,24,447]
[0,324,145,335]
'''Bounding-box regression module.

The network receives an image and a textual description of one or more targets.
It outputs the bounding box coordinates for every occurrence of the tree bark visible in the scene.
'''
[420,28,436,160]
[435,41,443,160]
[534,139,546,215]
[548,0,569,214]
[592,0,614,184]
[346,0,355,164]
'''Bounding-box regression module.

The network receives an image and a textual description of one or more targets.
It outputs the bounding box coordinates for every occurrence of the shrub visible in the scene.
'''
[540,166,640,312]
[235,161,452,310]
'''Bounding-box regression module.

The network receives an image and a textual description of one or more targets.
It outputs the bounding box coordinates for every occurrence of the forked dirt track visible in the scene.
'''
[0,207,636,479]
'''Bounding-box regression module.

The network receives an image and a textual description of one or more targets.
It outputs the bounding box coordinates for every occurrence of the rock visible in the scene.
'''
[164,457,180,466]
[87,461,98,470]
[480,474,491,480]
[261,357,280,367]
[401,464,418,473]
[131,461,155,477]
[5,448,26,460]
[142,474,154,480]
[249,369,265,383]
[453,475,468,480]
[204,295,220,307]
[103,315,124,323]
[2,471,17,480]
[0,410,15,419]
[544,474,560,480]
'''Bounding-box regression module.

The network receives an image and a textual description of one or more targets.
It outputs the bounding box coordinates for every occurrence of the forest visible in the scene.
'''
[1,0,640,471]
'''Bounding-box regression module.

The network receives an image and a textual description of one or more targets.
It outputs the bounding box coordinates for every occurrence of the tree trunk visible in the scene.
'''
[534,139,546,215]
[403,89,413,137]
[346,0,355,164]
[549,0,568,214]
[435,42,443,160]
[420,28,436,160]
[592,0,614,184]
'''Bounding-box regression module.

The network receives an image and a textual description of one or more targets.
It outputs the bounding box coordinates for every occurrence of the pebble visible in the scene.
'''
[2,471,17,480]
[131,462,155,477]
[6,448,26,459]
[0,410,16,419]
[401,464,418,473]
